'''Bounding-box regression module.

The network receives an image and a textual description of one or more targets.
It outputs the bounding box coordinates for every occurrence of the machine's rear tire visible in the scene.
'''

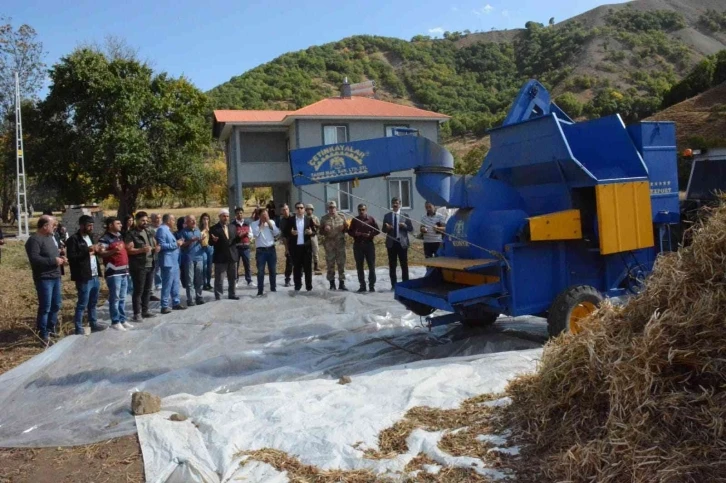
[547,285,603,337]
[460,305,499,328]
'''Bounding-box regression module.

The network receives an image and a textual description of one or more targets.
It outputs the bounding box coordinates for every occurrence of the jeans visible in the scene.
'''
[184,259,204,302]
[256,247,277,293]
[106,275,128,325]
[74,276,100,334]
[353,241,376,287]
[236,246,252,284]
[160,265,181,309]
[130,266,154,316]
[423,242,441,258]
[154,264,162,289]
[35,278,61,340]
[387,242,409,288]
[202,246,214,286]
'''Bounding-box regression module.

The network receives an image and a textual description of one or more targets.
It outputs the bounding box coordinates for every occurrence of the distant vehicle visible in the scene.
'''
[679,147,726,245]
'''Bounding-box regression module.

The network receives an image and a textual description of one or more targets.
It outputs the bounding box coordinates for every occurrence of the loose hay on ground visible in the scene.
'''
[498,204,726,483]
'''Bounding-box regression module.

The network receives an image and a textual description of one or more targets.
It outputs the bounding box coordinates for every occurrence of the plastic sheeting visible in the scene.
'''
[0,268,545,448]
[137,351,540,483]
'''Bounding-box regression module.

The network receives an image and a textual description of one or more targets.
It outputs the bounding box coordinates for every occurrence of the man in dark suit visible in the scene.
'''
[284,202,317,291]
[209,208,242,300]
[382,197,414,289]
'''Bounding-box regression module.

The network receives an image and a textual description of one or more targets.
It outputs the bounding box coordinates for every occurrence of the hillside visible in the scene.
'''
[208,0,726,142]
[648,81,726,147]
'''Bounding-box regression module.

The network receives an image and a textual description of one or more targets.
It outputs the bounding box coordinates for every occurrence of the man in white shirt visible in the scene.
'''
[284,202,316,291]
[420,201,447,258]
[251,208,280,296]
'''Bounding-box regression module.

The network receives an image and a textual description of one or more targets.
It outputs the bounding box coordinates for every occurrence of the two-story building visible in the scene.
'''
[212,86,450,220]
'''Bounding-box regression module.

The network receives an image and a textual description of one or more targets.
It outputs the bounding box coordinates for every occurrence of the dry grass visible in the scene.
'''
[496,203,726,482]
[238,448,381,482]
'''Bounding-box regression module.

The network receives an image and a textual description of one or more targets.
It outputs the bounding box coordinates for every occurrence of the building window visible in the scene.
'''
[323,125,348,145]
[333,181,353,212]
[385,125,410,137]
[389,178,412,209]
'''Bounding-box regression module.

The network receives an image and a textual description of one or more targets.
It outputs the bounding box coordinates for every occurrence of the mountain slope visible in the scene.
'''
[209,0,724,132]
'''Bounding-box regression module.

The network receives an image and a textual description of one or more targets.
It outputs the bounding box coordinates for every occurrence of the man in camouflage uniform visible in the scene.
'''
[305,204,322,274]
[320,200,348,291]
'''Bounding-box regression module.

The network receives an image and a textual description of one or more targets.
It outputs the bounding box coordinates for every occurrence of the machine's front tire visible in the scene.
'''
[547,285,603,337]
[460,305,499,328]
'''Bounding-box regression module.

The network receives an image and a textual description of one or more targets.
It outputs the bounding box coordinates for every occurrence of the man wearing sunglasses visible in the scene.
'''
[348,204,380,293]
[284,202,317,291]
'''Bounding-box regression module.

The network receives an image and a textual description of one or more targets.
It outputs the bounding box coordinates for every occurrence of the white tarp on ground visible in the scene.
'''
[0,267,545,450]
[136,349,541,483]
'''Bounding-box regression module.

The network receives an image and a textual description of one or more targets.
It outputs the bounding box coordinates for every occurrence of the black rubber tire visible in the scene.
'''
[547,285,603,338]
[460,305,499,328]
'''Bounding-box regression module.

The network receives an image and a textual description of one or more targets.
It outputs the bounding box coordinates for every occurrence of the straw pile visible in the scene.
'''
[501,205,726,482]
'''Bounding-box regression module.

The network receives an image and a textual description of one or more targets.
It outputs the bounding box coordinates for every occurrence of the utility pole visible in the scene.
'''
[15,72,30,240]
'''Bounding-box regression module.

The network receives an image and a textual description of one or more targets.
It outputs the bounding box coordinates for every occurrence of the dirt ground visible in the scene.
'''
[0,214,429,482]
[0,436,143,483]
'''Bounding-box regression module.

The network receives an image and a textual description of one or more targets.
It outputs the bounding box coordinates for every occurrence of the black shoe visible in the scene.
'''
[256,292,265,297]
[369,285,375,293]
[215,296,221,301]
[91,323,109,332]
[229,295,240,300]
[187,301,196,307]
[271,288,277,292]
[196,298,205,305]
[141,313,156,319]
[329,281,336,290]
[357,286,366,293]
[284,281,291,287]
[161,307,172,314]
[173,304,187,310]
[306,287,313,292]
[132,314,142,322]
[295,286,301,291]
[338,282,348,291]
[149,295,161,302]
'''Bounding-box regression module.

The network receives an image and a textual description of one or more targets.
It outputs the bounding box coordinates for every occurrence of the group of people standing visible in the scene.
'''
[24,198,448,345]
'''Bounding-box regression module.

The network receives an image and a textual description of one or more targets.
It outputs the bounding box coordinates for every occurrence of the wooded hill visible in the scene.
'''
[208,0,725,140]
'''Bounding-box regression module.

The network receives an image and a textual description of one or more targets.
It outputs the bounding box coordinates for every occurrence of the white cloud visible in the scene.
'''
[473,4,495,16]
[428,27,445,36]
[501,9,509,17]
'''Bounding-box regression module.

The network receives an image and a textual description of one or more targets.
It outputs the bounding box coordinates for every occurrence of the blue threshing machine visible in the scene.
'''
[290,80,680,336]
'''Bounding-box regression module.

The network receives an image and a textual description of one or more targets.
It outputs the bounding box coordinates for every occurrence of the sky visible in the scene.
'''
[6,0,628,93]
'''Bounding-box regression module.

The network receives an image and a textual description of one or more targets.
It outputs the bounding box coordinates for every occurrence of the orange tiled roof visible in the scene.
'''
[213,110,291,123]
[213,97,449,125]
[291,96,449,119]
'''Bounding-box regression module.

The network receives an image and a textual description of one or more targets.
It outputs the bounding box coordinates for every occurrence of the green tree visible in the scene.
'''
[31,47,210,218]
[554,93,583,118]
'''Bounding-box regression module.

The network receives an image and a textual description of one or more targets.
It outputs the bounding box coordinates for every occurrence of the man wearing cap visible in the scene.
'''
[66,215,109,334]
[320,200,349,291]
[209,208,242,300]
[305,204,322,274]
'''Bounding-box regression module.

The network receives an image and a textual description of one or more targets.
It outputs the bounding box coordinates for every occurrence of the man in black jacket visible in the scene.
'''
[67,215,109,335]
[284,202,317,291]
[209,208,242,300]
[25,215,66,345]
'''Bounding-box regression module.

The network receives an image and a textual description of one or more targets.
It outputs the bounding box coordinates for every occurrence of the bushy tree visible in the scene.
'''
[555,92,584,118]
[30,47,210,218]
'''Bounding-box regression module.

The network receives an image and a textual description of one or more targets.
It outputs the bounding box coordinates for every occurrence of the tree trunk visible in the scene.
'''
[116,186,139,219]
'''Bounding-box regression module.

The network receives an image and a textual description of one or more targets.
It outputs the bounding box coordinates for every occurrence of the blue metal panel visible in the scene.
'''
[562,115,649,182]
[627,122,680,223]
